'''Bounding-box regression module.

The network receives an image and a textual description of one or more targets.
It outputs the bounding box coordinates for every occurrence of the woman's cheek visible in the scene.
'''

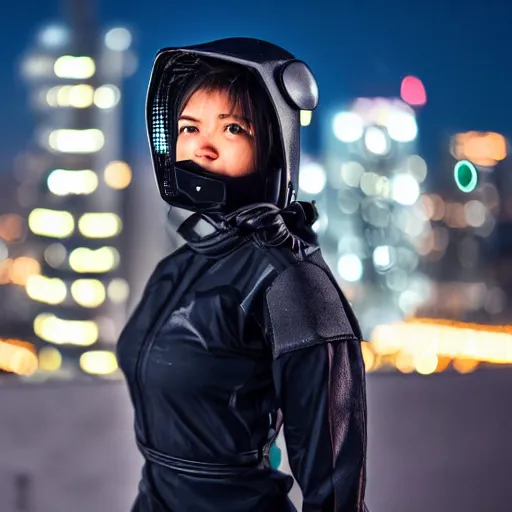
[176,137,190,160]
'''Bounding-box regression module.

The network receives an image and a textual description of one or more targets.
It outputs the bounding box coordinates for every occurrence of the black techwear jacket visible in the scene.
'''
[117,201,368,512]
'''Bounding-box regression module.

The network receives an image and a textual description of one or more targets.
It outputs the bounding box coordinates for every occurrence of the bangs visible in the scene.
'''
[172,55,282,174]
[179,70,255,129]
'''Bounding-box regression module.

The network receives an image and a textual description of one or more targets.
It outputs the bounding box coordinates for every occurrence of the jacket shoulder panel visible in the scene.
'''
[265,261,357,359]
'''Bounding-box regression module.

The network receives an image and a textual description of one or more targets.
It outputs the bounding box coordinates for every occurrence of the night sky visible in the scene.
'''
[2,0,511,168]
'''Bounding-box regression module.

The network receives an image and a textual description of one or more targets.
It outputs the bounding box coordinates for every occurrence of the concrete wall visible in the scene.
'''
[1,370,511,511]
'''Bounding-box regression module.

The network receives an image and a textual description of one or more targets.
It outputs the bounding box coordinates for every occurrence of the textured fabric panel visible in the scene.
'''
[272,340,368,511]
[308,249,363,340]
[328,339,368,511]
[265,262,356,359]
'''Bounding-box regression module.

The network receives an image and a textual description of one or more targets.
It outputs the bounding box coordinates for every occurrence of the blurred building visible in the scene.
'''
[417,131,509,324]
[363,129,512,376]
[12,4,137,380]
[298,96,430,338]
[0,171,39,345]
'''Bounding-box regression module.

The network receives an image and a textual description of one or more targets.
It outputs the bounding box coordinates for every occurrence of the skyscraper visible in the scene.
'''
[19,1,136,379]
[316,97,431,336]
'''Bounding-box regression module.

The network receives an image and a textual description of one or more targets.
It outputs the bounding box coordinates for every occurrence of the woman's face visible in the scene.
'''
[176,88,256,177]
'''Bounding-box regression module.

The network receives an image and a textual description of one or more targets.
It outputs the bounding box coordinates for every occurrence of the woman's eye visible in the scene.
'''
[179,126,197,134]
[226,124,245,135]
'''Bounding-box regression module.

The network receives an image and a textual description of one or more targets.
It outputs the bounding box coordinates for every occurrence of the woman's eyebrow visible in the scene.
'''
[179,113,253,125]
[178,115,201,123]
[219,113,252,125]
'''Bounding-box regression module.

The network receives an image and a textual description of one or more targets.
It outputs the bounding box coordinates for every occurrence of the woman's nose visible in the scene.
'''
[194,138,218,160]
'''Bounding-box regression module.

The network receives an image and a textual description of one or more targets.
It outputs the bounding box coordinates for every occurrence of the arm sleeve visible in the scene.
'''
[264,262,368,512]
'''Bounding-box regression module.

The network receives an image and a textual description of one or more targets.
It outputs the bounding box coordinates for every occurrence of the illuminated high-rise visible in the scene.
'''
[19,2,136,378]
[312,97,431,336]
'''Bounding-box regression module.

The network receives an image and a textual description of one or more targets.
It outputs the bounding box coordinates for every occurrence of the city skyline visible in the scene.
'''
[1,0,512,168]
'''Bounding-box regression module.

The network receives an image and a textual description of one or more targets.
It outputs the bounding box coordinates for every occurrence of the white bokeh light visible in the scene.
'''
[0,240,8,261]
[104,27,132,52]
[39,25,69,47]
[94,85,121,109]
[405,154,428,183]
[299,162,327,195]
[340,161,365,188]
[332,112,364,143]
[373,245,393,270]
[312,213,328,235]
[392,174,420,205]
[337,254,364,282]
[464,200,486,227]
[364,126,390,156]
[387,110,418,142]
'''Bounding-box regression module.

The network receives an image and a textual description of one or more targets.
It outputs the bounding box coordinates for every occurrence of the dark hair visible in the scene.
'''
[176,58,282,175]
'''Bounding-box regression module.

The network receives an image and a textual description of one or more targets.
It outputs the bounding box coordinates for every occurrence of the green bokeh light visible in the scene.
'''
[454,160,478,193]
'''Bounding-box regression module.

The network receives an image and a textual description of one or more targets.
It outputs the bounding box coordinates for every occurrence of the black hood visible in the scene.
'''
[146,37,319,214]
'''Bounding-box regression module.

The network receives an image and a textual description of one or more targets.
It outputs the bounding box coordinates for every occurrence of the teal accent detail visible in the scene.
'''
[269,442,282,469]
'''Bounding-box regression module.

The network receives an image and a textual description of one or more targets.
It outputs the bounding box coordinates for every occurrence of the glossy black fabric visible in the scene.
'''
[117,202,368,511]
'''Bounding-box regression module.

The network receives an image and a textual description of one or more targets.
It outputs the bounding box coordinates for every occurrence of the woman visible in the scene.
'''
[117,37,369,512]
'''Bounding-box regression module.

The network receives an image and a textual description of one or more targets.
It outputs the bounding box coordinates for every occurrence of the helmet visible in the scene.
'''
[146,37,319,214]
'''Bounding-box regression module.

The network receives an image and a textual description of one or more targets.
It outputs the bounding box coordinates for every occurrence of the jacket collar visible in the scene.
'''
[169,201,319,257]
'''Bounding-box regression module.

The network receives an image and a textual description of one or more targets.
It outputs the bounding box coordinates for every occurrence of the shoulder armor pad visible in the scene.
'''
[265,262,357,359]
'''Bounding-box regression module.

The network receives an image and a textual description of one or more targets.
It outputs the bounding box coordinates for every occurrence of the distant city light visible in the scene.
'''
[21,55,56,79]
[71,279,107,308]
[369,318,512,373]
[0,338,38,376]
[38,25,69,48]
[0,240,7,262]
[44,243,68,268]
[34,314,99,346]
[454,160,478,193]
[452,131,507,167]
[332,112,364,143]
[360,172,380,196]
[78,213,123,238]
[49,129,105,154]
[464,200,486,228]
[80,350,118,375]
[392,174,421,205]
[107,279,130,303]
[104,161,132,189]
[69,247,120,273]
[400,76,427,106]
[387,110,418,142]
[7,257,41,286]
[373,245,394,271]
[405,155,428,183]
[104,27,132,52]
[47,169,98,196]
[26,275,67,305]
[94,85,121,109]
[337,254,364,282]
[46,84,95,109]
[54,56,96,79]
[299,162,327,195]
[340,161,365,188]
[38,346,62,372]
[28,208,74,238]
[364,126,390,156]
[311,213,328,235]
[0,214,24,242]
